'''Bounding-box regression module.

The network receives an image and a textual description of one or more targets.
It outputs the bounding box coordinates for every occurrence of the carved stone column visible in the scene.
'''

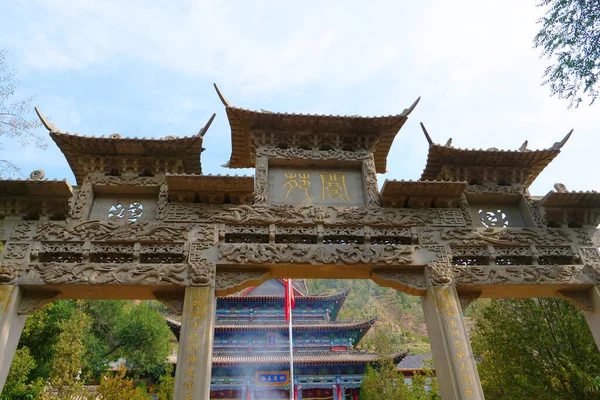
[583,286,600,351]
[0,286,28,391]
[422,286,484,399]
[173,280,217,399]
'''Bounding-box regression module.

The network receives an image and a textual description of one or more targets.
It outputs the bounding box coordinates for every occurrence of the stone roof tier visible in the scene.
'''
[36,108,215,185]
[380,180,467,208]
[0,174,73,219]
[166,174,254,204]
[419,123,573,187]
[214,84,420,173]
[539,184,600,227]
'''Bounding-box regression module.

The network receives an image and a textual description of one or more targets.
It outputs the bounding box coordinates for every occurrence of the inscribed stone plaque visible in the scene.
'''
[269,167,365,206]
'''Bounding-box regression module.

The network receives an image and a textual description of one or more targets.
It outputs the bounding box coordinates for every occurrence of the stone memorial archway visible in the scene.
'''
[0,86,599,400]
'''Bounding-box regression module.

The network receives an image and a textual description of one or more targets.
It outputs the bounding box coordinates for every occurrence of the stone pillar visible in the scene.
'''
[173,286,216,400]
[583,286,600,351]
[0,286,27,392]
[422,286,484,399]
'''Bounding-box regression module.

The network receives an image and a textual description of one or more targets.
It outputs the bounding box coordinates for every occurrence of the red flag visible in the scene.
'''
[284,279,295,322]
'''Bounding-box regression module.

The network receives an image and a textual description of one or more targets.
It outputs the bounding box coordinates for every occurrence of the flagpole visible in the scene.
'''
[288,281,295,400]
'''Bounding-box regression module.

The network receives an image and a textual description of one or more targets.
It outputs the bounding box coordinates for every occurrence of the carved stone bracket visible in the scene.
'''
[458,292,481,312]
[188,261,216,287]
[425,254,453,286]
[154,291,185,315]
[18,291,61,315]
[254,156,269,205]
[362,157,381,208]
[215,269,270,295]
[371,269,427,295]
[558,288,594,311]
[71,183,93,220]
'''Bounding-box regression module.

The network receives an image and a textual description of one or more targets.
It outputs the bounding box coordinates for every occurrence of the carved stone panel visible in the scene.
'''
[268,167,365,206]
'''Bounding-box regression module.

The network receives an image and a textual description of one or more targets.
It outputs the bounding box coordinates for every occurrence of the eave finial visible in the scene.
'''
[402,96,421,116]
[420,122,433,146]
[444,138,452,147]
[198,113,216,137]
[519,140,528,152]
[551,129,574,150]
[34,107,61,133]
[213,83,231,107]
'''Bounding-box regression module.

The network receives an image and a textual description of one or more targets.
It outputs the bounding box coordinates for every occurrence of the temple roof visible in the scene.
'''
[419,124,572,187]
[217,288,351,303]
[215,84,419,173]
[165,174,254,204]
[170,318,376,332]
[35,108,214,185]
[0,177,72,197]
[212,351,407,366]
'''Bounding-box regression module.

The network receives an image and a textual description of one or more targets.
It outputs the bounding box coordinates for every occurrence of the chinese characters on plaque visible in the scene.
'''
[269,167,364,206]
[255,372,289,386]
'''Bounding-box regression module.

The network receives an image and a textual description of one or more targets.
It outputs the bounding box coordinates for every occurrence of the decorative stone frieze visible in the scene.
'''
[218,243,416,265]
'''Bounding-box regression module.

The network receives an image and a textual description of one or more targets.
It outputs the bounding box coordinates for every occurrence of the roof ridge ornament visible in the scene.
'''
[401,96,421,116]
[34,107,61,133]
[551,129,574,150]
[420,122,433,146]
[198,113,216,137]
[213,83,231,107]
[519,140,529,152]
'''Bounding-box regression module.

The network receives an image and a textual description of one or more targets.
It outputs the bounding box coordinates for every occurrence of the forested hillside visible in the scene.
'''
[306,280,431,355]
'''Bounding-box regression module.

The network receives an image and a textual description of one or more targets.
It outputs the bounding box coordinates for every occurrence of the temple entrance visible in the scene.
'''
[1,86,598,400]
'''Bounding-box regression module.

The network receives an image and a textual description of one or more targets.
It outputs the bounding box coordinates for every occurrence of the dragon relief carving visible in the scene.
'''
[362,157,382,208]
[218,243,416,265]
[71,184,93,219]
[440,227,572,246]
[34,221,209,242]
[453,264,583,285]
[30,263,188,285]
[254,157,269,205]
[188,261,216,286]
[155,184,169,220]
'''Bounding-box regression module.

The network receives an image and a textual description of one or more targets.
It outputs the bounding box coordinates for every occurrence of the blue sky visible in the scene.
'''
[1,0,598,196]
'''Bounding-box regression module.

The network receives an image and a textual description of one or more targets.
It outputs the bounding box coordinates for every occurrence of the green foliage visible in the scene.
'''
[360,326,438,400]
[472,298,600,399]
[95,366,151,400]
[0,347,44,400]
[534,0,600,106]
[46,301,90,399]
[155,364,174,400]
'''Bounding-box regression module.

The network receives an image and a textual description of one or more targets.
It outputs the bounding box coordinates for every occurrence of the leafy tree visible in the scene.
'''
[155,364,174,400]
[95,366,151,400]
[534,1,600,106]
[471,298,600,399]
[0,347,44,400]
[44,301,90,400]
[0,48,45,177]
[360,326,438,400]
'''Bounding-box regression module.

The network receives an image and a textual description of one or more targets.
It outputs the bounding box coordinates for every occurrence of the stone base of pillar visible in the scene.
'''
[0,286,28,392]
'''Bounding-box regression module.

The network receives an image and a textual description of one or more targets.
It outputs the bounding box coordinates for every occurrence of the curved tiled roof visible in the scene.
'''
[215,85,420,173]
[217,288,351,303]
[214,318,376,332]
[212,351,407,366]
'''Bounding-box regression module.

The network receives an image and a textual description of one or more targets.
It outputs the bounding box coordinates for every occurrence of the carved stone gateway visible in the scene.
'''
[0,94,597,399]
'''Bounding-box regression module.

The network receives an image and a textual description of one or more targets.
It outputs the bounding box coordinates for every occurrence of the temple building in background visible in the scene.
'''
[168,279,406,399]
